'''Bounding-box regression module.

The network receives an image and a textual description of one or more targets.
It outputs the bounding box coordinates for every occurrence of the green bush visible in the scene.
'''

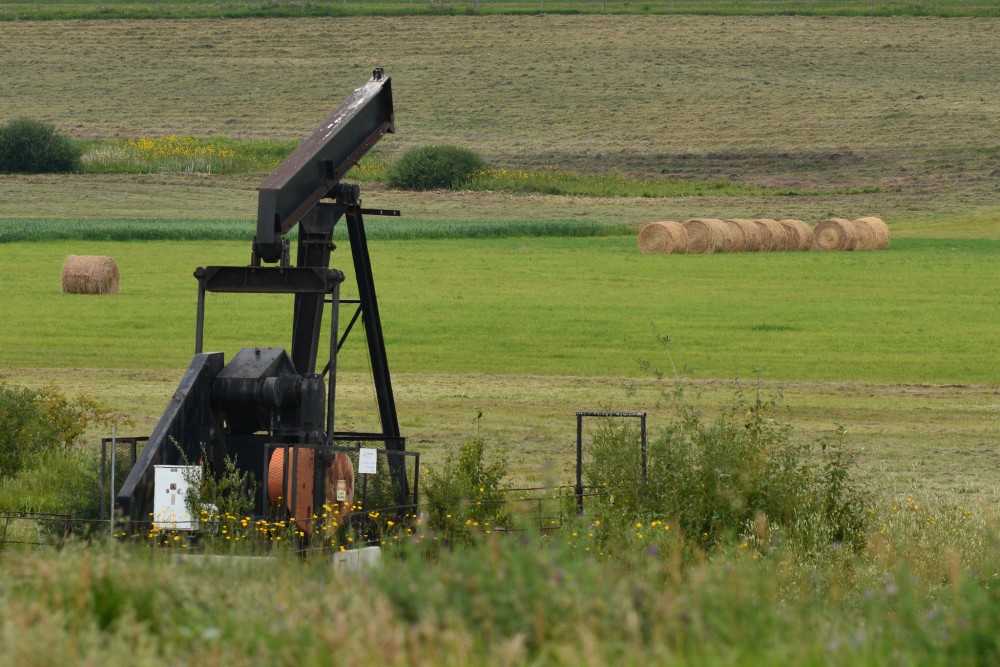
[586,385,869,554]
[0,118,81,174]
[386,144,485,190]
[422,436,511,544]
[0,379,116,480]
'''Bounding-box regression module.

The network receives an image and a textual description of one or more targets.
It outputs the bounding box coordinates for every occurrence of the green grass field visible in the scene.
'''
[3,236,998,383]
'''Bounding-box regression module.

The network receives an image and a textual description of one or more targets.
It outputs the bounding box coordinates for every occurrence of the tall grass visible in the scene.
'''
[0,217,633,243]
[0,218,254,243]
[0,507,996,665]
[1,379,997,664]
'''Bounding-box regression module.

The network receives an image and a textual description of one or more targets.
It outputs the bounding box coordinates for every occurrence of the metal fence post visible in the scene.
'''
[575,411,647,514]
[575,413,584,514]
[109,424,116,538]
[641,413,647,482]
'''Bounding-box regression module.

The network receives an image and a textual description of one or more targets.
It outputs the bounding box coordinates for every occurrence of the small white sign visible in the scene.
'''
[358,448,377,474]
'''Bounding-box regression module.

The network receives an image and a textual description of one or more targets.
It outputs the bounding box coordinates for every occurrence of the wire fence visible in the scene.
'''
[4,409,636,554]
[0,511,87,551]
[0,484,607,554]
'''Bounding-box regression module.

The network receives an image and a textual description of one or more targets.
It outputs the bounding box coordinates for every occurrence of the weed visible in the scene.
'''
[181,445,255,532]
[78,136,295,175]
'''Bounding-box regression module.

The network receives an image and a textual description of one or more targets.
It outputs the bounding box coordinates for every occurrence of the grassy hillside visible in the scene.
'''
[2,16,999,233]
[0,16,992,160]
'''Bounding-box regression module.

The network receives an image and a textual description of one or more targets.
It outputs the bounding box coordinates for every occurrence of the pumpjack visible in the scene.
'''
[117,69,408,529]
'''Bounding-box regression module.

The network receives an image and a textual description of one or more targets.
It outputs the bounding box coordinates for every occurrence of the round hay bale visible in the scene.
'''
[720,219,748,252]
[682,218,726,254]
[710,218,737,252]
[752,218,787,251]
[775,219,801,250]
[850,217,877,250]
[778,219,813,251]
[853,216,889,249]
[61,255,120,294]
[638,221,688,254]
[725,219,761,251]
[812,218,857,251]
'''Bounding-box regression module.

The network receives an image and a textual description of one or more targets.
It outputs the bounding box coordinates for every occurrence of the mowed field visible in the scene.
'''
[1,16,999,498]
[1,15,999,222]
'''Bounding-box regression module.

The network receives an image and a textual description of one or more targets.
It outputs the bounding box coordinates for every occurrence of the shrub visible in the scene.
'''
[585,385,869,554]
[386,144,485,190]
[0,379,117,480]
[422,436,510,544]
[0,118,81,174]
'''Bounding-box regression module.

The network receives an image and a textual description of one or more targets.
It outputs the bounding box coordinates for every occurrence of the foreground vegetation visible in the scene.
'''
[0,525,996,666]
[1,383,997,666]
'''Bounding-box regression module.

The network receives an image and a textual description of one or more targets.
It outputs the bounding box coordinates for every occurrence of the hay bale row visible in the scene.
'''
[812,216,889,251]
[640,216,888,254]
[61,255,120,294]
[678,218,814,253]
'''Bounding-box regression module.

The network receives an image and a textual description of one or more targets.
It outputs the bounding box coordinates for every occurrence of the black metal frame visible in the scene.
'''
[575,411,647,513]
[116,70,410,527]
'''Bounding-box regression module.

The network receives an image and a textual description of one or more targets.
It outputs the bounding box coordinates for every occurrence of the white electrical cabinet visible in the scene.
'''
[153,465,201,531]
